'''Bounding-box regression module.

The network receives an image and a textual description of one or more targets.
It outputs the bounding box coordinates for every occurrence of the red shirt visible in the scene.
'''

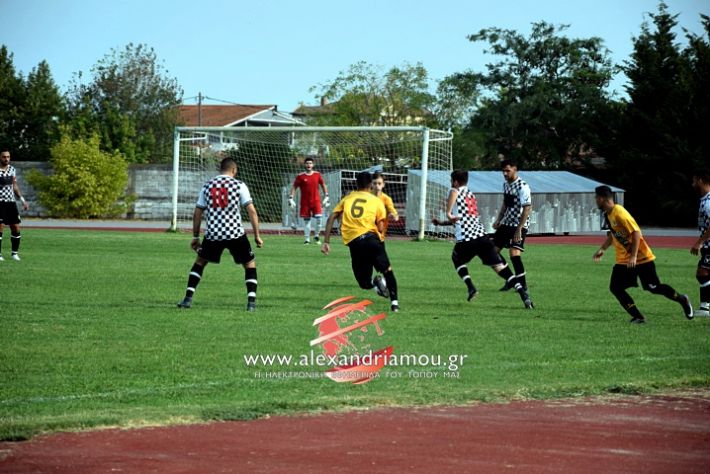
[293,172,324,205]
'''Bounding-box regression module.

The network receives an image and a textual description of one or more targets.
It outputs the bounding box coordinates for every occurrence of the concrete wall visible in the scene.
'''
[12,162,176,220]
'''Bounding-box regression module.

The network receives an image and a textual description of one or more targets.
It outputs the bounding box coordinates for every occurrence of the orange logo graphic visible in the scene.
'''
[310,296,393,384]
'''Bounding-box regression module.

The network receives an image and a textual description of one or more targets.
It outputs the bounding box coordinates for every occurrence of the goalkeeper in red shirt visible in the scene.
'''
[289,157,329,244]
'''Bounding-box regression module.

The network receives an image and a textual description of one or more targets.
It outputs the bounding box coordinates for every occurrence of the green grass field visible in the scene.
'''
[1,229,708,440]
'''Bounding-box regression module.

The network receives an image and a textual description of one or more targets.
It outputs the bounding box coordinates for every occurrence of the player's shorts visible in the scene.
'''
[348,232,391,287]
[698,248,710,271]
[610,261,661,291]
[0,201,21,226]
[452,237,504,267]
[198,234,254,265]
[492,225,527,251]
[299,200,323,219]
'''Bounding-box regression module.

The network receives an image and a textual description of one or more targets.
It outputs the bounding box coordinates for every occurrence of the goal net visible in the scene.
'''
[171,126,453,239]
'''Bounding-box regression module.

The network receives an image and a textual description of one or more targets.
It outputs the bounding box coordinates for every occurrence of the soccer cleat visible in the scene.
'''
[391,302,399,313]
[696,307,710,317]
[499,280,514,292]
[290,223,297,230]
[519,290,534,309]
[373,275,389,298]
[246,300,256,312]
[0,255,4,262]
[314,236,321,245]
[467,287,478,302]
[629,316,646,324]
[304,239,310,245]
[11,253,20,261]
[177,297,192,308]
[679,294,693,319]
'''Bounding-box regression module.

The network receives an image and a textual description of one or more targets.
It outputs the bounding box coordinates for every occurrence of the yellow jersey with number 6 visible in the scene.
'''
[333,191,386,245]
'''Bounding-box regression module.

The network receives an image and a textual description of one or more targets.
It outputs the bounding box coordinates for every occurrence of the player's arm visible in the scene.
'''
[446,189,460,223]
[691,226,710,255]
[319,176,329,206]
[627,231,641,268]
[386,197,399,221]
[493,201,506,229]
[593,233,613,262]
[191,207,204,251]
[13,176,28,210]
[245,203,263,248]
[514,205,532,242]
[288,183,298,208]
[321,210,342,256]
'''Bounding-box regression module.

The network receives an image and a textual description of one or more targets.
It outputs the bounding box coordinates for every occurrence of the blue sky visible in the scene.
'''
[1,0,707,112]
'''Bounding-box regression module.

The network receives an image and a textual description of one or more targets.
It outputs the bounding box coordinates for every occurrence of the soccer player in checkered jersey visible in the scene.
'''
[432,170,533,308]
[178,158,263,311]
[289,157,329,245]
[0,149,30,262]
[691,170,710,317]
[493,159,533,293]
[321,171,400,312]
[593,185,693,323]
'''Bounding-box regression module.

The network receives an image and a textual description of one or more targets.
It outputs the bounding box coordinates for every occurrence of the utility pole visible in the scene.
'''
[198,92,203,126]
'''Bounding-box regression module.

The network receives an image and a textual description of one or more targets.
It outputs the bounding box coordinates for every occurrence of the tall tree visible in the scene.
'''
[310,61,435,126]
[66,43,183,163]
[0,45,25,156]
[618,2,696,225]
[441,22,616,169]
[683,14,710,172]
[22,60,64,161]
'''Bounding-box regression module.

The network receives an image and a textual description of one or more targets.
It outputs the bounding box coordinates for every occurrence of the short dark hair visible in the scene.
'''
[500,159,517,169]
[451,169,468,185]
[693,169,710,184]
[356,171,372,189]
[372,172,384,181]
[220,157,237,172]
[304,157,314,163]
[595,185,614,199]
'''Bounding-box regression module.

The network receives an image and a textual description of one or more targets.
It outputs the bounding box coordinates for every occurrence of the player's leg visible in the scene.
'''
[0,222,4,261]
[349,242,375,290]
[313,213,323,245]
[509,228,528,290]
[696,251,710,316]
[452,242,478,301]
[9,223,21,260]
[609,265,645,323]
[493,226,515,291]
[230,235,258,311]
[372,240,399,312]
[638,262,693,319]
[303,218,312,244]
[178,256,209,308]
[483,239,533,309]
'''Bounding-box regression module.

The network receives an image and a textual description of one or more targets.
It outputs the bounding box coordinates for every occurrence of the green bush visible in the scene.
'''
[27,134,130,218]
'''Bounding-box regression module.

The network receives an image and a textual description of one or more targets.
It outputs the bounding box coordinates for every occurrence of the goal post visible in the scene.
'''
[171,126,453,239]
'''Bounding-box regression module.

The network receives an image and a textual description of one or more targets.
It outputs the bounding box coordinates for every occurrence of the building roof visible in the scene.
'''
[178,104,304,127]
[410,170,625,193]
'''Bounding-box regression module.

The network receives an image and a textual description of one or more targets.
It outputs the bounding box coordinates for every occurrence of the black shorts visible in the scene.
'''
[453,237,504,267]
[0,201,21,226]
[348,233,391,285]
[610,261,661,291]
[198,235,254,264]
[493,225,527,251]
[698,248,710,271]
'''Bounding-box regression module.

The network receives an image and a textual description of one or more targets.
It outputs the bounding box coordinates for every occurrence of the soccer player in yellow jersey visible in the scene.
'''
[322,171,400,312]
[592,185,693,323]
[371,172,399,238]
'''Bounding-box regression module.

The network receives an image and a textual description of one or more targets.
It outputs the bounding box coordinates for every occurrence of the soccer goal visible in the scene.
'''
[171,126,453,239]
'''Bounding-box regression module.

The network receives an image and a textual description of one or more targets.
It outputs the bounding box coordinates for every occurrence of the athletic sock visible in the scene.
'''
[383,270,398,302]
[303,219,311,241]
[456,264,476,291]
[612,288,644,319]
[313,216,322,238]
[0,232,3,254]
[10,231,20,253]
[185,263,204,299]
[245,267,258,303]
[511,255,527,288]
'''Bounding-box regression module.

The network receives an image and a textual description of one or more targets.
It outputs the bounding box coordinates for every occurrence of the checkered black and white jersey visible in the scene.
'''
[501,177,532,228]
[0,165,16,202]
[196,175,253,241]
[451,186,486,242]
[699,192,710,250]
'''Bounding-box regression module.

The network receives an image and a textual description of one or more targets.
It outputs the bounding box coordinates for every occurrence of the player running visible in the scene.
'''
[321,171,400,313]
[177,158,263,311]
[289,157,329,244]
[433,170,533,308]
[371,172,399,238]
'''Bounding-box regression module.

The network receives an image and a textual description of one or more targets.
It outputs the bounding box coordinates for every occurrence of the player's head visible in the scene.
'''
[594,185,615,210]
[356,171,372,190]
[692,169,710,193]
[304,157,315,170]
[0,148,10,166]
[450,170,468,187]
[372,172,385,194]
[220,157,237,175]
[501,159,518,183]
